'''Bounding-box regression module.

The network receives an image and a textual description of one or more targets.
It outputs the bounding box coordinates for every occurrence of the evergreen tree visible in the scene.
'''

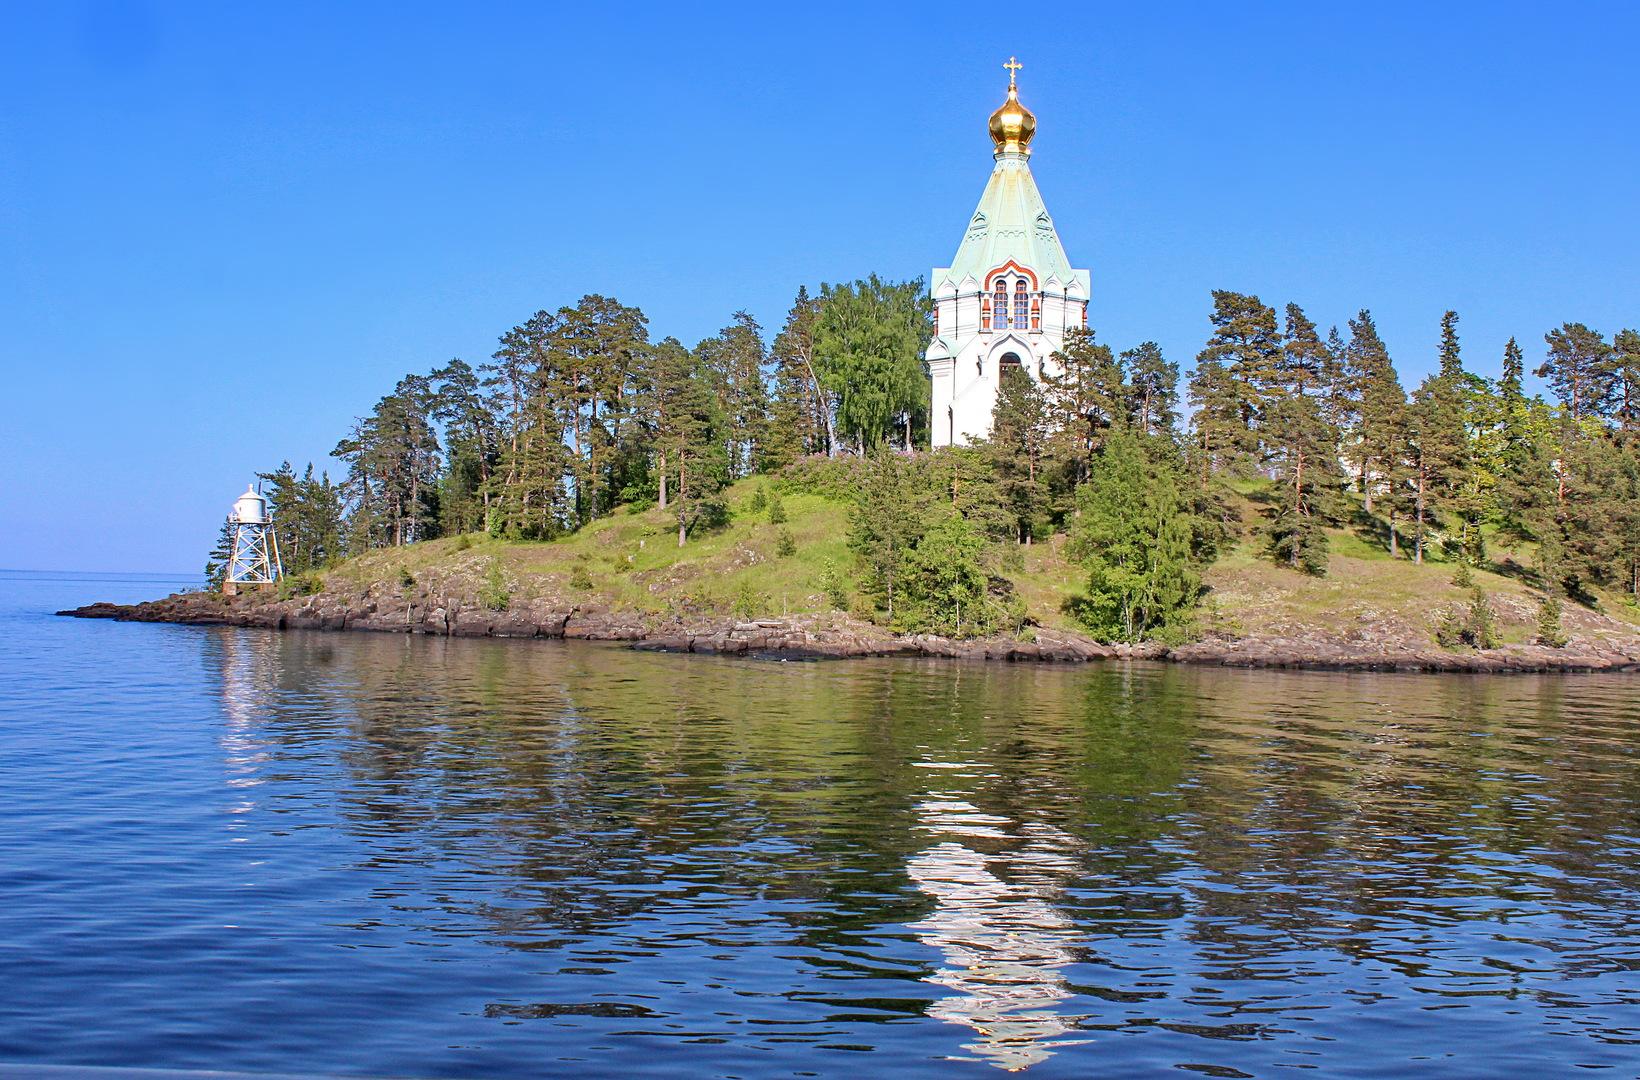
[647,338,727,545]
[333,374,443,548]
[482,309,570,540]
[1403,312,1474,564]
[555,294,650,526]
[1068,429,1202,642]
[1612,329,1640,432]
[988,366,1053,544]
[1122,341,1179,438]
[1187,353,1241,483]
[1043,327,1126,486]
[1261,303,1341,571]
[258,461,345,572]
[847,450,930,621]
[204,516,236,591]
[905,507,990,636]
[1345,310,1407,522]
[1193,291,1283,466]
[694,311,769,479]
[1538,322,1616,422]
[766,287,831,461]
[431,359,499,535]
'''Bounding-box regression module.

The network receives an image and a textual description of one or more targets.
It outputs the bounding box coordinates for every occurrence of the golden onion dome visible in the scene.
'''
[988,60,1036,153]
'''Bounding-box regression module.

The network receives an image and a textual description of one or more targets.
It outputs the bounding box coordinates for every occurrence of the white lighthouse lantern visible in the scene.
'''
[233,486,268,525]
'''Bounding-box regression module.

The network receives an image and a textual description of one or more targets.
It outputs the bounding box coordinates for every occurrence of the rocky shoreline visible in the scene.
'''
[59,592,1640,673]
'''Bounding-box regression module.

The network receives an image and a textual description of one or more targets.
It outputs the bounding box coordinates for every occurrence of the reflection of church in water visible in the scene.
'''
[905,765,1090,1071]
[928,60,1091,447]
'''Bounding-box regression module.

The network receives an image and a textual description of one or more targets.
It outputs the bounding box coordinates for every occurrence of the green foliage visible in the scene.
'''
[453,533,472,552]
[1535,593,1568,648]
[1066,430,1203,643]
[814,275,932,451]
[818,560,851,610]
[567,562,593,591]
[276,571,324,601]
[903,508,991,636]
[775,528,797,558]
[730,580,765,618]
[988,366,1054,543]
[1451,561,1473,588]
[1263,507,1329,576]
[1434,587,1500,650]
[748,487,768,513]
[479,559,512,611]
[204,516,235,591]
[398,567,416,589]
[767,491,788,524]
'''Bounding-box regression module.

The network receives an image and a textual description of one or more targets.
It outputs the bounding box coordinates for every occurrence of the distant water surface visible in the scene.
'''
[1,571,1638,1079]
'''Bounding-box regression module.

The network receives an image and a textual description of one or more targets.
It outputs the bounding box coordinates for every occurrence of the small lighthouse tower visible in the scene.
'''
[224,485,283,593]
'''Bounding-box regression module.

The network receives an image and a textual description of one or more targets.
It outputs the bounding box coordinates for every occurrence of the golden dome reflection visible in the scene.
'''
[988,57,1036,154]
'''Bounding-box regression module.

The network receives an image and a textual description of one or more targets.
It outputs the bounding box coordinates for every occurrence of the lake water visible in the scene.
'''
[2,571,1639,1079]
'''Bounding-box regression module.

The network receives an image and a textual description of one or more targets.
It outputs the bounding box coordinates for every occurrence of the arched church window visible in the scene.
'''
[1014,282,1030,328]
[999,352,1023,377]
[993,280,1010,328]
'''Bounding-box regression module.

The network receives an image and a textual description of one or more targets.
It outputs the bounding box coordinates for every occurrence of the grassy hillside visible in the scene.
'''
[302,475,1640,651]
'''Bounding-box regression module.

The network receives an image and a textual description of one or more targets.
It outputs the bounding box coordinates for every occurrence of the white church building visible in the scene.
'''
[928,64,1090,447]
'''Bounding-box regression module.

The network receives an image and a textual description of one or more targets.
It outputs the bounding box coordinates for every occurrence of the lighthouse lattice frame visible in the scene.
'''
[224,485,283,593]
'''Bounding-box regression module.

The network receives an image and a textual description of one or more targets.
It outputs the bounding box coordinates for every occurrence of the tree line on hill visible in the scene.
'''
[209,281,1640,645]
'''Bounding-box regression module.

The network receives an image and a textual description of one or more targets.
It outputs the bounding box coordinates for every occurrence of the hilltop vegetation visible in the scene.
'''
[216,282,1640,651]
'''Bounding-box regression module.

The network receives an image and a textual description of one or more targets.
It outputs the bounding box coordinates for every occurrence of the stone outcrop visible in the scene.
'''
[57,592,1640,672]
[57,592,1116,664]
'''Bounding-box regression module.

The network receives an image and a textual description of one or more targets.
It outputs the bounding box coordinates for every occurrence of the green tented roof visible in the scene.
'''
[936,153,1086,294]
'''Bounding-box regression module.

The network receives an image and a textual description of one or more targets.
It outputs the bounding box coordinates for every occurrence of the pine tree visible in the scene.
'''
[555,294,651,526]
[767,287,831,462]
[1193,291,1283,466]
[694,311,769,479]
[989,366,1053,544]
[1403,311,1474,564]
[1611,329,1640,432]
[1043,327,1126,486]
[332,374,443,548]
[480,308,570,539]
[1122,341,1179,438]
[1345,310,1407,525]
[204,516,236,591]
[1261,303,1341,571]
[847,450,930,621]
[1068,429,1202,642]
[648,338,727,545]
[1538,322,1617,422]
[432,359,499,534]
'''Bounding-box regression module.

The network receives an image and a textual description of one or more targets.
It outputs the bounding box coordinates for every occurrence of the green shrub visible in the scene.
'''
[479,559,511,611]
[775,528,797,557]
[568,563,594,591]
[1434,587,1500,650]
[748,487,768,513]
[276,572,323,600]
[453,533,472,553]
[1450,562,1473,588]
[1535,593,1568,648]
[819,560,850,610]
[730,580,764,618]
[767,492,787,524]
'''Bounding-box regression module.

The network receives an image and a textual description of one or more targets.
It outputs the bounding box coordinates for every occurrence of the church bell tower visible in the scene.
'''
[927,61,1090,446]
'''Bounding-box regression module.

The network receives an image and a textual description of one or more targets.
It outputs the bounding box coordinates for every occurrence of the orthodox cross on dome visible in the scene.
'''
[1003,57,1022,89]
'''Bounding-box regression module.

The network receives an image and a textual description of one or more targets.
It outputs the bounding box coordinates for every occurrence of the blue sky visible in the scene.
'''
[2,1,1637,572]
